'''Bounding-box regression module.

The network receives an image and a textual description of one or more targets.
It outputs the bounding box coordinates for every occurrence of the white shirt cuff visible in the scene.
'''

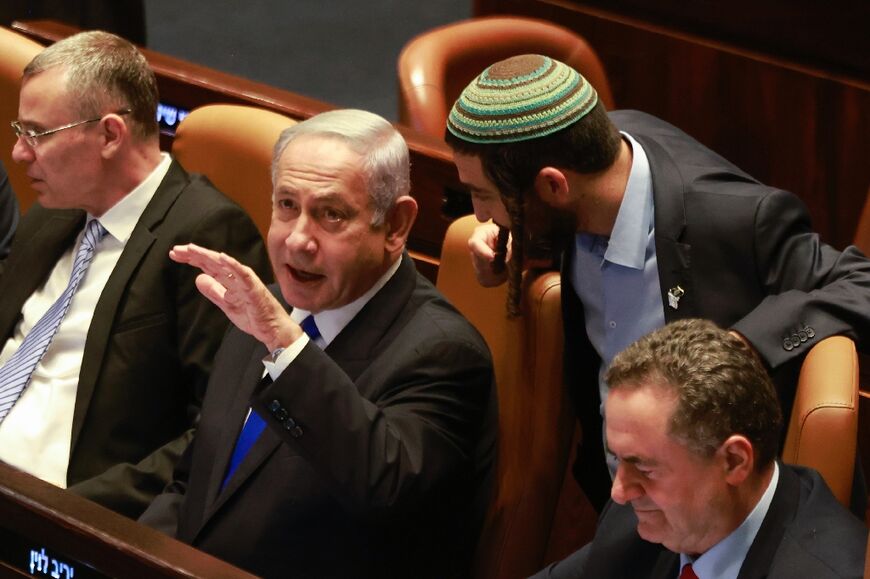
[262,333,310,380]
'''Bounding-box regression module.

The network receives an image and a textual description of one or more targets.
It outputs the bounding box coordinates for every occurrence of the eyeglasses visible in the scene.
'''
[11,109,132,148]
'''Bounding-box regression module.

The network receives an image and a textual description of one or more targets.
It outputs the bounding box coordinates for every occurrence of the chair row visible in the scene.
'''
[1,19,864,576]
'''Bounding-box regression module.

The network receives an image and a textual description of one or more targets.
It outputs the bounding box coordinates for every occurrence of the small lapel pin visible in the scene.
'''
[667,285,685,310]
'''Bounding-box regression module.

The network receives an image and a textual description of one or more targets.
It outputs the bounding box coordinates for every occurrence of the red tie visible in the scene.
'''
[680,563,699,579]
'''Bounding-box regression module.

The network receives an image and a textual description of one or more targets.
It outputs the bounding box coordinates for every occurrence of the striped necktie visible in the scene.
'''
[221,315,320,489]
[0,219,107,423]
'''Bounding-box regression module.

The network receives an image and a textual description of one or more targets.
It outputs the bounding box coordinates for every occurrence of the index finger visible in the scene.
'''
[468,223,500,260]
[170,243,226,278]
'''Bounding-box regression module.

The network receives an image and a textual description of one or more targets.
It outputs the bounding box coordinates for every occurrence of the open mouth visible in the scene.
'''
[287,265,324,283]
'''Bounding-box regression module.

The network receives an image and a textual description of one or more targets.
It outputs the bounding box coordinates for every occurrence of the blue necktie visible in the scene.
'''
[221,315,320,489]
[0,219,106,423]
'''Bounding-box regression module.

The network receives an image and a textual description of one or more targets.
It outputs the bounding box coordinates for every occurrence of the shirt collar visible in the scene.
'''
[92,153,172,243]
[601,132,653,270]
[289,254,403,347]
[680,462,780,579]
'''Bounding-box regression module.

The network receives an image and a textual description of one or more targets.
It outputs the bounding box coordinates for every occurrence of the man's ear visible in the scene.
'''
[719,434,755,486]
[99,113,129,159]
[533,167,570,207]
[384,195,418,253]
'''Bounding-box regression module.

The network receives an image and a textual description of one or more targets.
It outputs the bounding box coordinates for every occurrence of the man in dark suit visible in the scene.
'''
[0,160,18,261]
[444,54,870,510]
[531,319,867,579]
[139,109,497,578]
[0,31,269,518]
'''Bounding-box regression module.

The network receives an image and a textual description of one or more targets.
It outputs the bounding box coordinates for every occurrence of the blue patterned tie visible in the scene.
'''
[221,315,320,489]
[0,219,107,423]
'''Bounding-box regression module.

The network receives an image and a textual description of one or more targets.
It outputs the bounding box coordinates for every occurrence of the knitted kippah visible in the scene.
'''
[447,54,598,144]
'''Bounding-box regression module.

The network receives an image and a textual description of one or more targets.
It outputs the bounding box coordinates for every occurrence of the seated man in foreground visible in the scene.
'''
[139,109,497,578]
[533,319,867,579]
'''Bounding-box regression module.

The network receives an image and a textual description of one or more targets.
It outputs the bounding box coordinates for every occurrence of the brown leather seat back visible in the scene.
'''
[436,215,576,578]
[782,335,858,507]
[172,104,297,240]
[397,16,615,139]
[0,26,43,213]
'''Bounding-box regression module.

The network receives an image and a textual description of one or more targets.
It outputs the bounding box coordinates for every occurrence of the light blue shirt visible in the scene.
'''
[571,132,665,475]
[679,463,780,579]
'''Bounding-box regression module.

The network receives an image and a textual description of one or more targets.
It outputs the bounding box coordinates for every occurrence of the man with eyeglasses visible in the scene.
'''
[0,30,270,519]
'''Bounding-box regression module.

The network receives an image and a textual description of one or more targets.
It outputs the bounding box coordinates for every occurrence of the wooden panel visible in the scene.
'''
[0,463,255,578]
[473,2,870,250]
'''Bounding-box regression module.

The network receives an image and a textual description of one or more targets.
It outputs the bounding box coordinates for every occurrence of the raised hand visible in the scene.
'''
[170,243,302,351]
[467,222,511,287]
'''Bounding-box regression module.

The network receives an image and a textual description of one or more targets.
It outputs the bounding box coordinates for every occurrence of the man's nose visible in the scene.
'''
[285,214,317,254]
[471,199,492,223]
[611,464,642,505]
[11,136,34,163]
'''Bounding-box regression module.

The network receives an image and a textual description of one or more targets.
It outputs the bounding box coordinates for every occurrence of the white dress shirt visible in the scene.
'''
[0,154,172,487]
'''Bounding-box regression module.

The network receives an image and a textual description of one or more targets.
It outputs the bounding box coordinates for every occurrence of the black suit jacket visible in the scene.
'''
[566,111,870,509]
[139,255,497,579]
[532,465,868,579]
[0,160,270,518]
[0,160,18,262]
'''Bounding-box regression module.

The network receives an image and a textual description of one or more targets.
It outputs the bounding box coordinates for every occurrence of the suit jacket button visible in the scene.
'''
[291,425,304,438]
[275,408,289,421]
[283,417,297,430]
[798,330,808,342]
[805,326,815,338]
[791,334,801,347]
[269,400,282,413]
[783,338,794,351]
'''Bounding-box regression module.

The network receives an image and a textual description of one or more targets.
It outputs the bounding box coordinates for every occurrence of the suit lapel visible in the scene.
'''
[70,162,190,450]
[650,551,679,579]
[635,134,698,322]
[203,342,276,518]
[0,209,84,341]
[737,464,799,579]
[200,254,418,523]
[324,253,417,386]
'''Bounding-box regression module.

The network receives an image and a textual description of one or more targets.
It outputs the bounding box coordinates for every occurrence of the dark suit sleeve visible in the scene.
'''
[252,317,493,515]
[68,200,271,517]
[137,433,195,536]
[731,189,870,368]
[528,545,589,579]
[0,160,19,265]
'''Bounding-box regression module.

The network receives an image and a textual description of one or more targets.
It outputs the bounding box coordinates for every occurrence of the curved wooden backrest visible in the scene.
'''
[853,187,870,255]
[0,462,256,577]
[398,16,615,139]
[172,104,297,240]
[782,335,859,507]
[0,26,43,214]
[436,214,578,578]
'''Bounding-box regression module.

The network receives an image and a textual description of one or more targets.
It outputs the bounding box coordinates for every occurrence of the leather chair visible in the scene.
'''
[397,16,615,139]
[782,335,859,507]
[436,214,582,579]
[171,104,297,240]
[0,26,43,213]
